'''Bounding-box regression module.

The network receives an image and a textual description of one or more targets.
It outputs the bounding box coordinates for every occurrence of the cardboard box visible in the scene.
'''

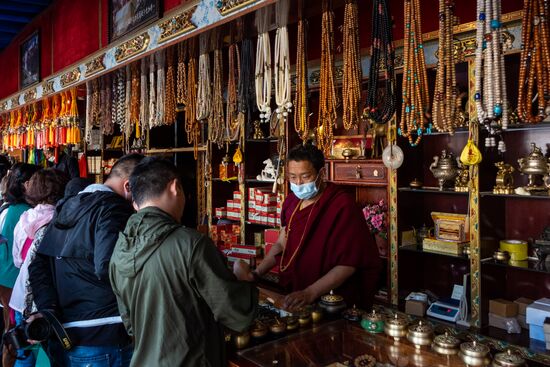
[517,314,528,329]
[490,299,518,318]
[527,300,550,341]
[515,297,533,316]
[405,299,427,317]
[489,313,520,333]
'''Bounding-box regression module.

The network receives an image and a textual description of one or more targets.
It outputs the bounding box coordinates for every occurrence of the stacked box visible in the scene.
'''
[215,207,227,218]
[247,187,278,226]
[264,228,280,274]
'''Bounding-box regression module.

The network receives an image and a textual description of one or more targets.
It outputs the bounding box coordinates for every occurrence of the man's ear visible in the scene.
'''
[169,178,179,196]
[124,180,131,195]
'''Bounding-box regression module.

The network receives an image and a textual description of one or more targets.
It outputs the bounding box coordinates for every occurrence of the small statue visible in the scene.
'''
[253,121,265,140]
[367,119,387,158]
[493,162,515,194]
[256,159,276,182]
[454,168,469,192]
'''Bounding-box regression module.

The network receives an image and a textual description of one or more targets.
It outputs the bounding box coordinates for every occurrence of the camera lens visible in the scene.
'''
[25,318,50,342]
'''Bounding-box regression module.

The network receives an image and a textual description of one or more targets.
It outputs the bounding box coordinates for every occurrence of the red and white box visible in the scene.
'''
[227,200,235,209]
[248,201,256,211]
[215,207,227,218]
[227,252,256,266]
[227,209,240,220]
[231,244,261,256]
[233,200,241,210]
[233,191,241,201]
[268,214,276,226]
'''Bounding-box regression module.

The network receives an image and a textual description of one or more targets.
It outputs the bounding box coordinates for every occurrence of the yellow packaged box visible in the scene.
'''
[422,237,468,255]
[431,212,469,242]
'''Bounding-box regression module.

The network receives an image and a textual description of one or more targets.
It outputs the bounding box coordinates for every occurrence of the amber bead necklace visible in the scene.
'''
[165,47,177,125]
[209,33,225,148]
[432,0,457,134]
[294,0,309,142]
[317,0,337,156]
[517,0,550,123]
[365,0,396,125]
[342,0,362,131]
[226,39,241,142]
[129,62,141,138]
[399,0,430,147]
[176,42,187,108]
[185,38,201,159]
[138,59,148,137]
[147,54,156,129]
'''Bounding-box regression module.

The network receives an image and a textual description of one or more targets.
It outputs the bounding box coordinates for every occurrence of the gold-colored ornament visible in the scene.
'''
[455,167,470,192]
[84,54,106,77]
[11,97,20,108]
[114,33,150,63]
[493,162,515,195]
[23,89,37,103]
[216,0,257,16]
[42,80,55,96]
[253,121,265,139]
[158,7,197,43]
[60,68,81,88]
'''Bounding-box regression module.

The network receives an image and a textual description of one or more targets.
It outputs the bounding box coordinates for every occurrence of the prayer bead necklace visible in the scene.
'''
[147,54,157,129]
[185,39,201,159]
[238,39,256,136]
[399,0,430,147]
[165,47,177,125]
[342,0,362,131]
[227,41,241,142]
[432,0,457,134]
[517,0,550,123]
[255,6,272,124]
[196,32,212,122]
[130,62,141,137]
[274,0,292,126]
[365,0,396,125]
[317,0,337,156]
[294,1,309,142]
[155,50,166,128]
[139,58,148,137]
[176,42,188,107]
[209,35,225,148]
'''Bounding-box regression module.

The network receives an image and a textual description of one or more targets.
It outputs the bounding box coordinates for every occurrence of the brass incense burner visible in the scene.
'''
[459,341,491,367]
[233,331,250,349]
[250,321,268,338]
[342,305,363,322]
[432,332,460,355]
[361,309,385,334]
[492,349,526,367]
[517,143,550,192]
[430,150,461,190]
[318,291,346,314]
[384,313,408,342]
[494,162,515,194]
[269,319,287,334]
[406,320,434,349]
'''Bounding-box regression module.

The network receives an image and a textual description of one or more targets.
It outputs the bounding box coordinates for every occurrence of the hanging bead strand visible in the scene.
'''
[342,0,362,130]
[255,6,272,124]
[274,0,292,126]
[294,0,310,142]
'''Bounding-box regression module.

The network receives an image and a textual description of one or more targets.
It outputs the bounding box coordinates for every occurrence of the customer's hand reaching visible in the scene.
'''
[233,260,255,282]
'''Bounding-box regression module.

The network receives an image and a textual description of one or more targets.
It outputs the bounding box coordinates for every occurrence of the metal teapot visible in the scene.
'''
[430,150,460,190]
[517,143,550,191]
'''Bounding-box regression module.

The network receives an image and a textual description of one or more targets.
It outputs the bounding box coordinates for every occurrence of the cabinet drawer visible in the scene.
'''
[332,161,387,185]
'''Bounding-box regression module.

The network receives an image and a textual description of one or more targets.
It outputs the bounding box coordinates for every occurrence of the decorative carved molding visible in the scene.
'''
[0,102,7,112]
[23,89,37,103]
[435,31,515,63]
[60,68,81,87]
[216,0,257,16]
[84,54,106,77]
[309,65,344,85]
[114,33,150,63]
[158,7,197,43]
[42,80,55,96]
[10,97,19,108]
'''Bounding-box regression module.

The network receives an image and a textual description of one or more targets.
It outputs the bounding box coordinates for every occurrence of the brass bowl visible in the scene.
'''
[432,332,460,355]
[269,319,287,334]
[410,178,423,189]
[406,320,433,349]
[493,250,510,262]
[311,308,323,323]
[384,314,408,342]
[250,321,268,338]
[460,341,491,366]
[233,331,250,349]
[342,148,355,160]
[284,316,300,331]
[298,311,312,327]
[342,305,363,322]
[492,349,525,367]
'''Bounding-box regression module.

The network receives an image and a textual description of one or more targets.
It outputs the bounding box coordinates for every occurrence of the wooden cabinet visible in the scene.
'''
[330,160,387,186]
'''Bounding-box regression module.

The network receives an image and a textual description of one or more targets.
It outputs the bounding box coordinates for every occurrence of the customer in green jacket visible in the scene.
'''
[109,157,258,367]
[0,163,40,367]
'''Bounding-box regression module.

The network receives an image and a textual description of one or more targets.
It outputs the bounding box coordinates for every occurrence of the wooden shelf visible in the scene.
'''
[211,177,238,183]
[481,258,550,275]
[399,244,470,261]
[245,138,278,143]
[399,187,469,195]
[245,221,279,229]
[480,192,550,200]
[245,178,275,184]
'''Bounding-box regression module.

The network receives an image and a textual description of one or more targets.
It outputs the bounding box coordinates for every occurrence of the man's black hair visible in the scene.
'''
[129,157,180,207]
[287,141,325,173]
[109,153,145,180]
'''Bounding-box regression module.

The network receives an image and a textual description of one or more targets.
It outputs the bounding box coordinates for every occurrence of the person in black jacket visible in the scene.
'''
[28,153,144,367]
[45,147,80,179]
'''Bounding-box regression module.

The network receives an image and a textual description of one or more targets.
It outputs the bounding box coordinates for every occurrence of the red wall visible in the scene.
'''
[0,0,187,100]
[0,0,523,101]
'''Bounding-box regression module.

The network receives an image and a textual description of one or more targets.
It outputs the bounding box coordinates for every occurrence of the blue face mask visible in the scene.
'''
[290,173,320,200]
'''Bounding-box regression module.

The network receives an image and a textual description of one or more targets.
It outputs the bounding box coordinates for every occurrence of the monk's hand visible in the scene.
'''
[233,260,255,282]
[283,289,315,311]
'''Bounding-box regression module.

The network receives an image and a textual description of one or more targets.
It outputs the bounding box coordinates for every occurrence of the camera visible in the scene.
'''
[3,317,51,349]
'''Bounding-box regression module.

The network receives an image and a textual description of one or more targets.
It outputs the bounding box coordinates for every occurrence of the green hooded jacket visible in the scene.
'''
[109,207,258,367]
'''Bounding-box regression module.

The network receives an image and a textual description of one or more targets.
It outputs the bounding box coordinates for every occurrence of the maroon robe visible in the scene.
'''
[277,183,382,308]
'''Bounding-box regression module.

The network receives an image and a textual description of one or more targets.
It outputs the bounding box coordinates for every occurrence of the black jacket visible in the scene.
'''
[29,189,133,345]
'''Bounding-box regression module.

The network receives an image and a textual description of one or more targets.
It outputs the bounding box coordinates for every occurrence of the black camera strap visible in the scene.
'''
[37,310,72,350]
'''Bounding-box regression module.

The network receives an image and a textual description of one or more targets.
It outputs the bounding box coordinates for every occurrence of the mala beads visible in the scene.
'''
[176,42,187,108]
[255,6,272,124]
[185,38,201,159]
[130,62,141,138]
[101,74,114,136]
[294,1,309,142]
[517,0,550,123]
[226,41,241,142]
[138,58,148,137]
[147,54,157,129]
[317,0,337,156]
[400,0,430,147]
[432,0,458,134]
[196,32,212,123]
[342,0,362,130]
[165,46,177,125]
[155,50,166,128]
[365,0,396,125]
[274,0,292,125]
[209,36,225,148]
[238,38,256,135]
[475,0,509,152]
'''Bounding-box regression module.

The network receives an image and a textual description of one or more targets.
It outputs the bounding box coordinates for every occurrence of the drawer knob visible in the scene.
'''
[355,166,362,179]
[373,169,379,177]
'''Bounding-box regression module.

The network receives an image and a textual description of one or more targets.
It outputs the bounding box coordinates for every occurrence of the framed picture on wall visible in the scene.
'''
[20,31,40,89]
[109,0,161,42]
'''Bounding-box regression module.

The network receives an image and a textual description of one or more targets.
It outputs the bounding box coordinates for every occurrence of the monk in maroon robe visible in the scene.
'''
[254,143,382,310]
